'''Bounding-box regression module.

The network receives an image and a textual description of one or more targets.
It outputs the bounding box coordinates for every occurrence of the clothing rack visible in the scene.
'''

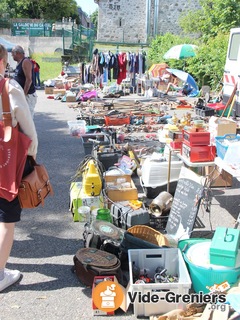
[93,47,145,55]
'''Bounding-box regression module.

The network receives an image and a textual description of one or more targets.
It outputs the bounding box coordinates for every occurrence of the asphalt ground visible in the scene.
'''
[0,90,240,320]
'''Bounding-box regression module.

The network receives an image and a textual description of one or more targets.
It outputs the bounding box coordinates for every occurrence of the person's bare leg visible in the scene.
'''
[0,222,15,269]
[0,222,21,291]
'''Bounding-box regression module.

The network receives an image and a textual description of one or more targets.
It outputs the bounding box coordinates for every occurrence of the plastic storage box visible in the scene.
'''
[215,134,240,159]
[128,248,192,317]
[140,156,183,198]
[67,120,86,137]
[210,227,240,267]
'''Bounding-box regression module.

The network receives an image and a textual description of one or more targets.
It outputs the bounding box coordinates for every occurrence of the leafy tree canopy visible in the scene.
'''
[0,0,79,21]
[179,0,240,39]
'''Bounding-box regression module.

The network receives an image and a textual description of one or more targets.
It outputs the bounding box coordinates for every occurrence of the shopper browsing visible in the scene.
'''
[12,45,37,118]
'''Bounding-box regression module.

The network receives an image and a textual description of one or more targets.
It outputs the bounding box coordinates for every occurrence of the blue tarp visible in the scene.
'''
[0,37,16,52]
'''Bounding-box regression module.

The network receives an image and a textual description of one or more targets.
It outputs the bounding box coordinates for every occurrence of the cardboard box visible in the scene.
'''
[66,95,76,102]
[208,116,237,137]
[69,182,104,222]
[44,86,54,94]
[205,165,232,187]
[105,175,138,202]
[53,88,66,95]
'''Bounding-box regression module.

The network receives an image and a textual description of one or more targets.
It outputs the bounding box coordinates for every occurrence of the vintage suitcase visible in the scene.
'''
[73,248,122,287]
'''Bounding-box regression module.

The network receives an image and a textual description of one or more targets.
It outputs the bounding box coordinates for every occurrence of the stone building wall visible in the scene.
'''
[97,0,147,43]
[157,0,201,35]
[95,0,201,43]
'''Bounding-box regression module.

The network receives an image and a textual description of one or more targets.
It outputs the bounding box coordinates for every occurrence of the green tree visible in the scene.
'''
[179,0,240,39]
[0,0,79,21]
[187,33,228,88]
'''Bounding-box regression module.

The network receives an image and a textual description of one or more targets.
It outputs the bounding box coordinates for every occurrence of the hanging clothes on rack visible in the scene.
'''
[112,53,119,80]
[91,48,100,84]
[129,52,136,87]
[89,48,147,87]
[117,52,127,85]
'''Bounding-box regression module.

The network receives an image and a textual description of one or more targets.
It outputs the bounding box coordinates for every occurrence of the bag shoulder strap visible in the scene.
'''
[0,78,12,127]
[0,78,13,142]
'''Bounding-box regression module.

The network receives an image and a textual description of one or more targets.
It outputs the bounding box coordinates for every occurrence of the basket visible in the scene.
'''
[215,134,240,159]
[127,225,169,247]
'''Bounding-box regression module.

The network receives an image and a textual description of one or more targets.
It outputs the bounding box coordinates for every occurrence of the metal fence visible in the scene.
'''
[62,26,95,62]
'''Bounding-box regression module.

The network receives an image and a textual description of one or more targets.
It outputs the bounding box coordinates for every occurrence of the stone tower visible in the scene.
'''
[94,0,201,44]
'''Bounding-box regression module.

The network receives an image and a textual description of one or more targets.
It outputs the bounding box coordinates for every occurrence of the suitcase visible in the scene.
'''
[73,248,122,287]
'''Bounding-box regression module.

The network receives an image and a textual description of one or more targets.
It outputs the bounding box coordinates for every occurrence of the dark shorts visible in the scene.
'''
[0,156,33,223]
[0,196,21,223]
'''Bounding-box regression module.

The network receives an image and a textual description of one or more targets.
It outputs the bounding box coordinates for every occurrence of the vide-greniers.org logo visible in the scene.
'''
[127,291,227,305]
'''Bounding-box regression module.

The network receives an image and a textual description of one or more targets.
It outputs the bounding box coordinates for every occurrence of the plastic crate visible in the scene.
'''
[195,106,215,117]
[215,134,240,159]
[128,248,192,317]
[181,143,216,162]
[183,130,210,146]
[104,115,130,126]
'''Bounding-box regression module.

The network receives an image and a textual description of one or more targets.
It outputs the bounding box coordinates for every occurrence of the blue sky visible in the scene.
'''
[76,0,98,14]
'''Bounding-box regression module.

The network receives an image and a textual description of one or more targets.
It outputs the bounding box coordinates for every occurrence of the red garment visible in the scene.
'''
[117,53,127,85]
[30,59,40,73]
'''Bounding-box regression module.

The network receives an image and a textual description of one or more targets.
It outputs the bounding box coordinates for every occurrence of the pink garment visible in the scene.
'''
[81,90,97,101]
[117,53,127,85]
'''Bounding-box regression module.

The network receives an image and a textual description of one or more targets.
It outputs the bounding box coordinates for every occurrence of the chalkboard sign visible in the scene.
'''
[166,166,206,241]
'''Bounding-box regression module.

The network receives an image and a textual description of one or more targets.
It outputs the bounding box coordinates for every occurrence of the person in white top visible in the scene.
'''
[0,44,38,292]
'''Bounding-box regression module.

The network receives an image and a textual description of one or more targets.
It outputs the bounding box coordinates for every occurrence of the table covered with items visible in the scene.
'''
[43,75,240,318]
